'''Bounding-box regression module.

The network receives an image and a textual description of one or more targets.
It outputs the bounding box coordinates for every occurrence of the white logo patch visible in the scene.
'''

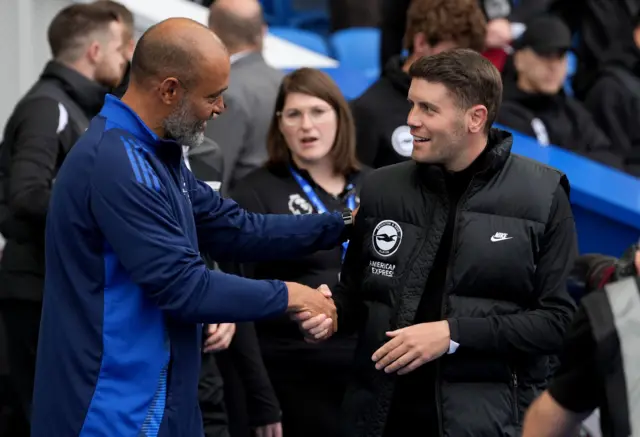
[391,125,414,157]
[369,260,396,277]
[372,220,403,257]
[288,194,313,215]
[490,232,512,242]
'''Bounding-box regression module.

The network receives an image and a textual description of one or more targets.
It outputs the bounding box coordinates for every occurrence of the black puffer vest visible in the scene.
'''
[339,129,569,437]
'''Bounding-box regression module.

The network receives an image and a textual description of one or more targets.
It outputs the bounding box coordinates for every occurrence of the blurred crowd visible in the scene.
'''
[1,0,640,436]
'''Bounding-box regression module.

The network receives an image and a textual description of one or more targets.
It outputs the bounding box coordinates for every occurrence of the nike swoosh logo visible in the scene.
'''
[490,236,513,242]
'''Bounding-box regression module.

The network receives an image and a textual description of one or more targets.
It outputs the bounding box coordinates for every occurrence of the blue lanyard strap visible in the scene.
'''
[289,167,357,262]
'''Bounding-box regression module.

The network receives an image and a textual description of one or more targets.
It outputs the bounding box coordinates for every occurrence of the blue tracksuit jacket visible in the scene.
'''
[31,95,345,437]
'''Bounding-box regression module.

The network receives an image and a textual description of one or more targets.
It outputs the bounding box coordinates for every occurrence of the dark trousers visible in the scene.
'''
[0,299,41,437]
[199,351,230,437]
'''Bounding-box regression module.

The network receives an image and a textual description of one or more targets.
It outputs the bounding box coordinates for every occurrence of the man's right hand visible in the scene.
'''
[286,282,337,341]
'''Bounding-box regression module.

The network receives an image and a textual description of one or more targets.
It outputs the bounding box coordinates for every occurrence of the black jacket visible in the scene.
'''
[225,163,366,437]
[496,79,623,170]
[334,129,578,437]
[227,163,366,368]
[351,56,413,169]
[583,45,640,177]
[0,61,108,301]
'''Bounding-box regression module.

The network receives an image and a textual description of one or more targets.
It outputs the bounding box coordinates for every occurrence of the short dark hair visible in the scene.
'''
[404,0,486,53]
[48,4,120,62]
[94,0,135,42]
[266,68,360,175]
[129,24,200,88]
[409,49,502,133]
[208,4,264,52]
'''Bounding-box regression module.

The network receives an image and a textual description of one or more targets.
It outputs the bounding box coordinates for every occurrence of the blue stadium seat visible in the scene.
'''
[260,0,330,32]
[564,50,577,96]
[268,27,330,56]
[329,28,381,80]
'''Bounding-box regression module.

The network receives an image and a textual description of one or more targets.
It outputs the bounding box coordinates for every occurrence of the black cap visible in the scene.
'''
[512,15,571,56]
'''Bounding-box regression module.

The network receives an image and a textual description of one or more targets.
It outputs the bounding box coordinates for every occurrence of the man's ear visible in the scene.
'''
[86,40,102,65]
[158,77,181,106]
[412,32,431,57]
[467,105,488,134]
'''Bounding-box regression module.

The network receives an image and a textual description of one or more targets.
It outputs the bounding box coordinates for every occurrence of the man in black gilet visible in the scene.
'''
[300,49,578,437]
[0,4,127,434]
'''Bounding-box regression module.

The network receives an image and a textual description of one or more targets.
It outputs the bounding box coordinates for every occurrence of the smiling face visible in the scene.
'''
[407,78,468,166]
[278,92,338,165]
[160,52,229,148]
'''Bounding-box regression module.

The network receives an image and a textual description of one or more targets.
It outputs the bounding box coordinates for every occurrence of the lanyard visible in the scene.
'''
[290,167,357,262]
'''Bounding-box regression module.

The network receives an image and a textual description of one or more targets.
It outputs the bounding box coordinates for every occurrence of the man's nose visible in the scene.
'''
[407,106,421,128]
[215,97,226,115]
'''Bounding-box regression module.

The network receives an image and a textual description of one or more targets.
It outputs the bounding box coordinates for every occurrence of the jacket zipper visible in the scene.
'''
[511,372,519,424]
[436,179,473,437]
[390,237,428,329]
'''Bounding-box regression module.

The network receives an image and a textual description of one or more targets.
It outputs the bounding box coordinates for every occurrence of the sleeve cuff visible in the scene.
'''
[448,340,460,354]
[447,318,459,343]
[447,319,460,354]
[453,317,493,351]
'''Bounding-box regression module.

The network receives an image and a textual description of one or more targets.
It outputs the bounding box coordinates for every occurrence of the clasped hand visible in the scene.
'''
[371,321,450,375]
[288,284,337,343]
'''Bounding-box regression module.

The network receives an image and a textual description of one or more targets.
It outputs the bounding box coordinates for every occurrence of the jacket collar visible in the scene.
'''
[231,51,267,69]
[99,94,183,162]
[41,60,109,117]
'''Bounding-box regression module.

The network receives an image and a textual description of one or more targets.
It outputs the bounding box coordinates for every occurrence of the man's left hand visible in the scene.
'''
[372,321,450,375]
[203,323,236,353]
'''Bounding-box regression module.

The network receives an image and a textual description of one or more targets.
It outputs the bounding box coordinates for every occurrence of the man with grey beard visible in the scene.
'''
[31,18,352,437]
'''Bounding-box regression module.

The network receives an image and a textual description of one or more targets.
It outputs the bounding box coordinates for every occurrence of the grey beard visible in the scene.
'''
[163,100,205,148]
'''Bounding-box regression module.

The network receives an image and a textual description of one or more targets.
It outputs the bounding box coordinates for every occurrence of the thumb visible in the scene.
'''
[318,284,332,298]
[386,328,403,337]
[208,324,218,334]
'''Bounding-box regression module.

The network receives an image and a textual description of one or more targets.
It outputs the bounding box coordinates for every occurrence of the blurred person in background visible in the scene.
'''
[352,0,486,169]
[207,0,284,195]
[328,0,381,32]
[522,248,640,437]
[380,0,554,70]
[583,11,640,177]
[0,4,127,435]
[496,15,622,170]
[94,0,136,98]
[224,68,366,437]
[550,0,640,102]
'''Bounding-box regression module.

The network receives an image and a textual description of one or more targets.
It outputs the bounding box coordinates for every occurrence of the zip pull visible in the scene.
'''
[512,372,518,388]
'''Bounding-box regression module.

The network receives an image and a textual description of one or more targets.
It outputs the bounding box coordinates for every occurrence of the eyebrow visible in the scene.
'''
[208,87,228,99]
[407,97,440,112]
[284,104,332,112]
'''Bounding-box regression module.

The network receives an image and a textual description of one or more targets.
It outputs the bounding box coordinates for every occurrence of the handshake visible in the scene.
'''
[285,282,337,342]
